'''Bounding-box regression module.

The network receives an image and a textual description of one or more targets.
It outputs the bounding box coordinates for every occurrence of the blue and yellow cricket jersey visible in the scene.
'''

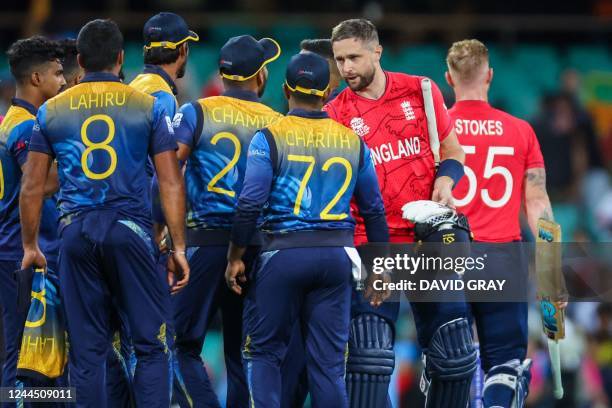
[28,72,177,230]
[174,89,282,238]
[232,109,387,249]
[0,98,60,261]
[129,64,179,124]
[130,64,180,218]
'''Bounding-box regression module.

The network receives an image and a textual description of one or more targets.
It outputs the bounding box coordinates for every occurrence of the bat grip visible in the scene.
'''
[548,339,564,399]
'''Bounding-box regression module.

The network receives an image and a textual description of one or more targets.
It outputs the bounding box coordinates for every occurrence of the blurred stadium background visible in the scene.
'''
[1,0,612,406]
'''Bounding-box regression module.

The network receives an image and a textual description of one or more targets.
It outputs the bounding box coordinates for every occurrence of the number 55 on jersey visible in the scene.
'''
[449,101,545,242]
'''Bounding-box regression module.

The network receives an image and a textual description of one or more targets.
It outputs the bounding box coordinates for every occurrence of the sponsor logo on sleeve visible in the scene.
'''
[165,116,175,134]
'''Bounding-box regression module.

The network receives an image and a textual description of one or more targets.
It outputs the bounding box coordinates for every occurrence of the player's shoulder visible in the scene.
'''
[0,106,35,132]
[49,81,155,107]
[129,73,173,97]
[386,71,435,92]
[326,87,354,108]
[200,95,282,120]
[324,88,357,121]
[387,71,423,84]
[6,121,34,149]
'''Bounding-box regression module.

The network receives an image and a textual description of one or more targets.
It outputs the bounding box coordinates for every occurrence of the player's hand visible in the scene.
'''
[168,250,190,294]
[159,234,170,253]
[364,272,392,307]
[225,259,246,295]
[21,245,46,271]
[432,176,455,208]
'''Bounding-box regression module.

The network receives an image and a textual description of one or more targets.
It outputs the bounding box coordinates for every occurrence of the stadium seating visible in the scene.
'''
[1,41,608,120]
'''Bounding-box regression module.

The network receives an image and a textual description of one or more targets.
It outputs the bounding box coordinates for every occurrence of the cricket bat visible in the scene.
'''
[421,78,440,165]
[536,219,565,400]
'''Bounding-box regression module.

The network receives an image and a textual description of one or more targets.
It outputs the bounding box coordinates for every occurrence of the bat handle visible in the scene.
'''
[548,339,564,399]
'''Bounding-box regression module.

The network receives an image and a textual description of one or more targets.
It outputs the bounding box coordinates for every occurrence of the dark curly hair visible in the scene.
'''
[7,36,64,84]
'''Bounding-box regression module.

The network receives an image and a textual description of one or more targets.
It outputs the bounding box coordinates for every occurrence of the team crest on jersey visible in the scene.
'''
[350,117,370,137]
[401,101,416,121]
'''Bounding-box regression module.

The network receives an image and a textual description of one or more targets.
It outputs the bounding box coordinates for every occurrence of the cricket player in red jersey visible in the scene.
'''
[446,39,554,407]
[326,19,478,407]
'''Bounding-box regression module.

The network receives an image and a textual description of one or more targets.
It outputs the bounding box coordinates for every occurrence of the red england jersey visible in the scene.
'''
[449,100,545,242]
[325,71,452,244]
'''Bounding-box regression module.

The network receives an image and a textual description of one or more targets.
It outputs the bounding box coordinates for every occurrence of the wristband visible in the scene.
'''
[436,159,464,188]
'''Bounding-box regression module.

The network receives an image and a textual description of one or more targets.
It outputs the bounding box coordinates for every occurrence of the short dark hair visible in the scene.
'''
[300,39,333,59]
[7,36,63,84]
[143,46,181,65]
[222,77,254,91]
[77,19,123,72]
[287,89,323,106]
[331,19,379,45]
[58,38,79,78]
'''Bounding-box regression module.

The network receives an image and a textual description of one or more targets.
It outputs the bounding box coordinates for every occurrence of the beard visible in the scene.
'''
[345,66,376,92]
[257,77,268,98]
[177,61,187,79]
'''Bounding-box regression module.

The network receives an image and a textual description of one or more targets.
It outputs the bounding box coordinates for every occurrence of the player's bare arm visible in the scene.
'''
[432,130,465,207]
[225,243,247,295]
[20,155,58,198]
[154,142,190,249]
[525,165,562,313]
[43,161,59,197]
[176,141,192,162]
[19,151,52,269]
[154,149,189,293]
[523,167,554,237]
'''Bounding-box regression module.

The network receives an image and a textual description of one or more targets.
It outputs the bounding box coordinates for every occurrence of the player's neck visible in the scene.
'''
[288,100,323,112]
[159,64,179,82]
[15,87,43,110]
[355,68,386,100]
[454,87,488,103]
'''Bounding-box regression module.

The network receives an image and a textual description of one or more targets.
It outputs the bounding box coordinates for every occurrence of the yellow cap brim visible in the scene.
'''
[144,31,200,50]
[285,81,328,97]
[220,37,281,82]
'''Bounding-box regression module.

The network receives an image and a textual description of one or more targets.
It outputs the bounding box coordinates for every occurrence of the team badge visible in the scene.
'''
[401,100,416,121]
[350,117,370,137]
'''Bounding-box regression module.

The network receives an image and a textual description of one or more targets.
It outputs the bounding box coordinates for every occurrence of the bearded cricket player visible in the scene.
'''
[325,19,477,407]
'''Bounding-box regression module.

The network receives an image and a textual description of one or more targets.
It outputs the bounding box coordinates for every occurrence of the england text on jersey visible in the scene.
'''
[369,136,421,166]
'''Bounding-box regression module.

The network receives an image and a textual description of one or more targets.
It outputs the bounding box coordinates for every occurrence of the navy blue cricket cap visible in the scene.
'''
[143,12,199,50]
[219,35,281,81]
[285,52,329,97]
